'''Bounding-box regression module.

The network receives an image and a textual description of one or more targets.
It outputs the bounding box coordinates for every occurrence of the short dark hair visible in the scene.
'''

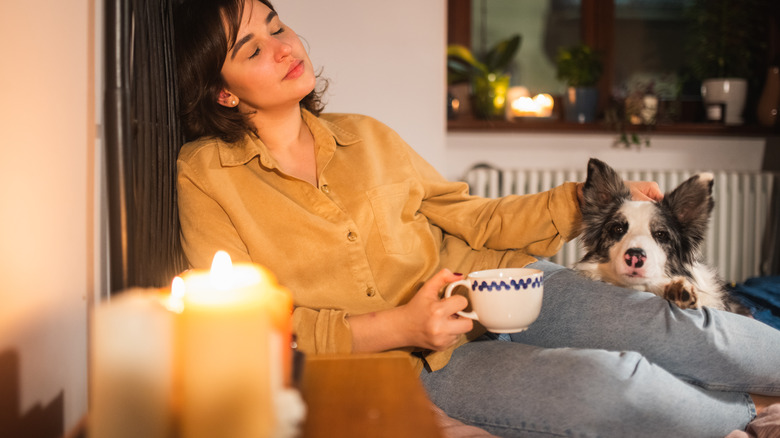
[174,0,327,143]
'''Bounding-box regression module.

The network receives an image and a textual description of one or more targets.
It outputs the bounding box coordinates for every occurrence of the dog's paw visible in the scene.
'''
[663,277,699,309]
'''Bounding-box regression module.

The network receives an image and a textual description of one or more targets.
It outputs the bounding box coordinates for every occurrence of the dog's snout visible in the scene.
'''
[624,248,647,268]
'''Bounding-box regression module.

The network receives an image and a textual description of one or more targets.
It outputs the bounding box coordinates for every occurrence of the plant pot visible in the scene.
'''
[700,78,747,125]
[563,86,598,123]
[471,73,510,120]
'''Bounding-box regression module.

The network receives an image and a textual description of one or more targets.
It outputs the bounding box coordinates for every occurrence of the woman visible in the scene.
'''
[173,0,780,436]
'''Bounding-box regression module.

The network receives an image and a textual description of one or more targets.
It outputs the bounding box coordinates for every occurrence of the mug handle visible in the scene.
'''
[444,280,479,321]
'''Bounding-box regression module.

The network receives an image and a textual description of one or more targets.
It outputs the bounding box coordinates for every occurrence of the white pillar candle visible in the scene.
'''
[179,251,293,438]
[89,289,174,438]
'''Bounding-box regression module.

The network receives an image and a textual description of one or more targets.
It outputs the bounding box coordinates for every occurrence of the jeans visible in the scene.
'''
[419,260,780,438]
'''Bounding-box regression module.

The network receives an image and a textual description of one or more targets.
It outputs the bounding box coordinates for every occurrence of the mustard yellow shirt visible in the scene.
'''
[177,110,582,372]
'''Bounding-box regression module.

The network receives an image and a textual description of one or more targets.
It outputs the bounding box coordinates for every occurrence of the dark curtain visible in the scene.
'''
[105,0,186,292]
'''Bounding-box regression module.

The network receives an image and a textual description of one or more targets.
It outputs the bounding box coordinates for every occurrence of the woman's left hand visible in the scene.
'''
[626,180,664,202]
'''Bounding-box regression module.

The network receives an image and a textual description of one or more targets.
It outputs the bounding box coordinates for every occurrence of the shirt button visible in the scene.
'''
[347,231,358,241]
[366,287,376,297]
[320,184,330,194]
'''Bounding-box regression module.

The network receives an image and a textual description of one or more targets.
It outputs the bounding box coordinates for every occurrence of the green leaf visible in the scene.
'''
[447,58,479,84]
[483,34,521,73]
[555,44,603,87]
[447,45,487,71]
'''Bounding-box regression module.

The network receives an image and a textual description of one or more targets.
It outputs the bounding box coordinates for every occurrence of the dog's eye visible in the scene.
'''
[653,230,670,243]
[608,223,626,237]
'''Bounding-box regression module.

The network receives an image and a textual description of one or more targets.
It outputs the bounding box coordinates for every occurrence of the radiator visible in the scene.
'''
[463,165,777,284]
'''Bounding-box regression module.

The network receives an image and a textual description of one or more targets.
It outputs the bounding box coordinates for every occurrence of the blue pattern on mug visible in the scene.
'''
[472,275,543,292]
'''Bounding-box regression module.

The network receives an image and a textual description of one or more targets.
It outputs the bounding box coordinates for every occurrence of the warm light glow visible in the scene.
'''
[210,250,234,290]
[165,276,186,313]
[172,276,185,296]
[510,92,554,118]
[534,93,554,116]
[184,251,265,306]
[511,97,537,114]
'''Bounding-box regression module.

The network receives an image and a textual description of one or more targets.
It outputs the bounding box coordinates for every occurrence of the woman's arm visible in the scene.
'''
[291,269,473,355]
[348,269,473,353]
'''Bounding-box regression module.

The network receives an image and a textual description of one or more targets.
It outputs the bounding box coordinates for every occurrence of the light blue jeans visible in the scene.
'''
[419,260,780,438]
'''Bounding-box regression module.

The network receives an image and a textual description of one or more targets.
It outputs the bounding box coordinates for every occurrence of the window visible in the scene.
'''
[448,0,776,130]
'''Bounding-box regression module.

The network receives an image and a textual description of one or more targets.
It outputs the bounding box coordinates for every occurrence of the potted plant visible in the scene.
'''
[556,44,603,123]
[686,0,767,125]
[447,34,521,120]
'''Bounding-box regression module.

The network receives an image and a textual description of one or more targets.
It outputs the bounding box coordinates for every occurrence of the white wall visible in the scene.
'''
[446,132,766,181]
[276,0,448,170]
[0,0,96,434]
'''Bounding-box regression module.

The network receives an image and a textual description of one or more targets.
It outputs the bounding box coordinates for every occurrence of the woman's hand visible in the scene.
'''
[348,269,473,353]
[626,180,664,202]
[577,180,664,205]
[397,269,474,351]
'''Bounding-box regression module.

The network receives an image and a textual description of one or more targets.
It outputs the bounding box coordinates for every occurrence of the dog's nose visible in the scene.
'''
[624,248,646,268]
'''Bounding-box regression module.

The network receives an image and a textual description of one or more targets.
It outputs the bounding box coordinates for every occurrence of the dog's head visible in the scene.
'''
[579,158,714,288]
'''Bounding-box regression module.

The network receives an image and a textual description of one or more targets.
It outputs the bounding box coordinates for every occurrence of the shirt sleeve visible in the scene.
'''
[292,307,354,354]
[405,146,582,258]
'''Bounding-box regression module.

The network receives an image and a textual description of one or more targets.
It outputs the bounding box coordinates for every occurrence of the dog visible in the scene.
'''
[574,158,749,314]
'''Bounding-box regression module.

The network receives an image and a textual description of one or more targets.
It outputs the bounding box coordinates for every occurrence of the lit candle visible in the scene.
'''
[505,86,529,119]
[178,251,293,438]
[533,93,554,117]
[508,88,555,118]
[90,288,175,438]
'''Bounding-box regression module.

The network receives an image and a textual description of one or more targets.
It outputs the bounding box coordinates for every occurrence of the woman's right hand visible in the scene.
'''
[348,269,473,353]
[397,269,474,351]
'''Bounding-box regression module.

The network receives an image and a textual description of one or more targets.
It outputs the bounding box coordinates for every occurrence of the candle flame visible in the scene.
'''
[210,251,234,290]
[166,276,186,313]
[172,276,185,299]
[510,92,554,117]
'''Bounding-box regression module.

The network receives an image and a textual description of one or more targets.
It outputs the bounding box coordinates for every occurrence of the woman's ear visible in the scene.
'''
[217,89,239,108]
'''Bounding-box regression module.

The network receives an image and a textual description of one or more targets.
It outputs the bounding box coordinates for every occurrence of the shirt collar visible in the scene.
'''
[217,109,360,168]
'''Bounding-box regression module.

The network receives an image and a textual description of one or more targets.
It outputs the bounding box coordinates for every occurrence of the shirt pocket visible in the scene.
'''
[367,181,422,255]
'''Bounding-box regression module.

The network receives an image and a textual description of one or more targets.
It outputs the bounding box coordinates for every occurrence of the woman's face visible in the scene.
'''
[219,0,316,115]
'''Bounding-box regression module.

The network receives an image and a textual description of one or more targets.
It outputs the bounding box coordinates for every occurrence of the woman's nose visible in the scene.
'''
[274,40,292,62]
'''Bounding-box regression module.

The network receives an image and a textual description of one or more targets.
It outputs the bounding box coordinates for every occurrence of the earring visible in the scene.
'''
[231,99,238,106]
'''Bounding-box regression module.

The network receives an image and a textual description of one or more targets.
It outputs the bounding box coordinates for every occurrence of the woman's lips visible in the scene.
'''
[285,60,304,80]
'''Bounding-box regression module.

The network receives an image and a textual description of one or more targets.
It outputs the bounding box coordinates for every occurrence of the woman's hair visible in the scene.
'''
[174,0,327,143]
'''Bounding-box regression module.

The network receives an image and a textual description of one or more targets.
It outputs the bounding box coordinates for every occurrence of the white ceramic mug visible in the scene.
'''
[444,268,544,333]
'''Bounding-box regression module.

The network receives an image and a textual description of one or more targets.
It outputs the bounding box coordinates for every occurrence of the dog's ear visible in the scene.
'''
[582,158,631,209]
[663,173,714,231]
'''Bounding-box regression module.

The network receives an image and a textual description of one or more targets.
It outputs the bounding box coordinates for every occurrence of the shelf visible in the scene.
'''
[447,117,780,137]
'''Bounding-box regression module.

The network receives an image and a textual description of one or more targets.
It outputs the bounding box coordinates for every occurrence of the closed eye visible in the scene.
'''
[248,28,284,59]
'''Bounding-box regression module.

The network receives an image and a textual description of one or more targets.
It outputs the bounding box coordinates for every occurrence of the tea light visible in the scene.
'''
[506,86,554,118]
[178,251,293,438]
[90,289,175,438]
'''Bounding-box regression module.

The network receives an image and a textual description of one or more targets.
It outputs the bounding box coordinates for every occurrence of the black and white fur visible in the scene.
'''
[575,158,748,314]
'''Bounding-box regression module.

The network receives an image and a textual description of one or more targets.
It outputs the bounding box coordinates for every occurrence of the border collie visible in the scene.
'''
[575,158,748,314]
